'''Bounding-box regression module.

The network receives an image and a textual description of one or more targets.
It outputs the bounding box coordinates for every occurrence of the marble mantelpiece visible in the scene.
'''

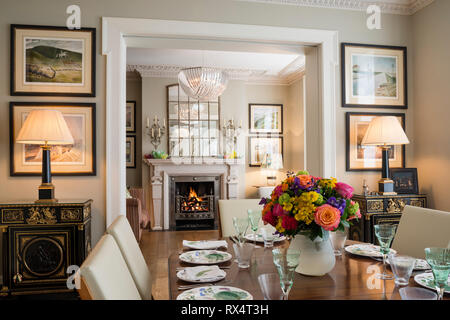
[144,158,243,230]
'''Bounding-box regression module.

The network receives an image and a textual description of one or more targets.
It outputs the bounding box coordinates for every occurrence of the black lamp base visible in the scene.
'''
[378,178,397,196]
[36,183,58,203]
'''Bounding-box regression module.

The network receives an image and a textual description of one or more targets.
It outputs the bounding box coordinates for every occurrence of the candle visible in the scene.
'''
[151,128,154,137]
[146,117,150,128]
[158,128,161,137]
[154,115,157,123]
[163,119,166,127]
[240,120,242,127]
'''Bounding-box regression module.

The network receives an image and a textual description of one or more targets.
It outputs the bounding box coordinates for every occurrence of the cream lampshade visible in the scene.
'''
[261,153,283,186]
[16,110,74,203]
[362,116,409,195]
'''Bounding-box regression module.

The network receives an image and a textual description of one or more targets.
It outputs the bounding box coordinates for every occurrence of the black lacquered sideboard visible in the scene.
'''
[349,194,427,244]
[0,199,92,296]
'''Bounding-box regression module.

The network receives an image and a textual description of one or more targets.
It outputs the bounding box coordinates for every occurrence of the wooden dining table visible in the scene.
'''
[168,238,447,300]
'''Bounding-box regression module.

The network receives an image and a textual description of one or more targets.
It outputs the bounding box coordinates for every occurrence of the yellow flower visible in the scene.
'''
[283,202,293,211]
[276,218,285,233]
[319,177,337,189]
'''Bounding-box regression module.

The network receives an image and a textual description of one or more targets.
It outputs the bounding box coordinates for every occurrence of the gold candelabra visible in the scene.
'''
[146,115,166,150]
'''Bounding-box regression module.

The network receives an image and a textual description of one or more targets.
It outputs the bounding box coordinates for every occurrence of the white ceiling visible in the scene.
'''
[127,47,305,85]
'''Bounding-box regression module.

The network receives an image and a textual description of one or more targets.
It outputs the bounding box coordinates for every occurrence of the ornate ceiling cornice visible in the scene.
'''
[127,64,305,85]
[235,0,434,15]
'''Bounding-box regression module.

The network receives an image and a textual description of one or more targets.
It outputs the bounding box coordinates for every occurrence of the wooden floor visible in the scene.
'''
[139,228,220,300]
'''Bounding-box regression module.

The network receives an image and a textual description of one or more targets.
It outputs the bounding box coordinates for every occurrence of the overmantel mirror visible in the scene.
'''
[167,84,221,157]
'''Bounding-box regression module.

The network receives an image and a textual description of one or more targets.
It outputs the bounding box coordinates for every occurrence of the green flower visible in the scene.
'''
[347,201,359,215]
[314,193,325,206]
[296,170,309,176]
[278,193,291,205]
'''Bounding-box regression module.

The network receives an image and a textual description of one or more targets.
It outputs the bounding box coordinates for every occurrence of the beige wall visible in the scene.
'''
[139,77,303,199]
[412,0,450,211]
[0,0,415,247]
[126,74,143,187]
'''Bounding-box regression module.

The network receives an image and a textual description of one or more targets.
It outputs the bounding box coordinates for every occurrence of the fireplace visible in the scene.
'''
[169,176,220,230]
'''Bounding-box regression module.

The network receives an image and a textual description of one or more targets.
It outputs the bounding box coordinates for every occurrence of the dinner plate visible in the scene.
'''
[177,267,226,283]
[244,233,286,243]
[344,244,397,258]
[387,258,431,271]
[179,250,232,265]
[414,272,450,294]
[183,240,228,250]
[176,286,253,300]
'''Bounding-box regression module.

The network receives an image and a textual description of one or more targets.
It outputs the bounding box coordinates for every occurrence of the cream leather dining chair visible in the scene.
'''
[218,199,275,238]
[392,205,450,259]
[106,215,152,300]
[78,234,141,300]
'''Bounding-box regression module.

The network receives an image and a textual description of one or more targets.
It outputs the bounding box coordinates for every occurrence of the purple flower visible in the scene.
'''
[259,198,267,205]
[327,197,347,216]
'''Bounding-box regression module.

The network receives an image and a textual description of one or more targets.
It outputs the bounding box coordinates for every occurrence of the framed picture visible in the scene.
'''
[11,24,96,96]
[126,101,136,133]
[390,168,418,194]
[10,102,96,176]
[346,112,405,171]
[341,43,407,109]
[126,136,136,168]
[249,104,283,134]
[248,136,283,167]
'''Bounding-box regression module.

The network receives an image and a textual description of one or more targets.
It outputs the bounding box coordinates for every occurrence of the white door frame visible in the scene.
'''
[102,17,338,227]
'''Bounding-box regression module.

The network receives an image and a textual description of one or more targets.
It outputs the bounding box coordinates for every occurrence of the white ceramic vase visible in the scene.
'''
[289,232,336,276]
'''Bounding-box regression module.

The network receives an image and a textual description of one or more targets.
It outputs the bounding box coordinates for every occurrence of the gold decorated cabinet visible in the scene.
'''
[0,200,92,296]
[349,194,427,244]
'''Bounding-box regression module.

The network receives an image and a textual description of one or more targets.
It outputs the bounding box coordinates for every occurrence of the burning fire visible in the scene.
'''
[181,187,208,212]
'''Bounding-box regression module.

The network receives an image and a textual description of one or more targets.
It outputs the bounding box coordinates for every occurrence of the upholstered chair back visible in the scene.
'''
[79,234,141,300]
[107,215,153,300]
[392,205,450,259]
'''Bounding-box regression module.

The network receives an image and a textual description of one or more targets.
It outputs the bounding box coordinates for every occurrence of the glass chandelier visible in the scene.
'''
[178,67,228,100]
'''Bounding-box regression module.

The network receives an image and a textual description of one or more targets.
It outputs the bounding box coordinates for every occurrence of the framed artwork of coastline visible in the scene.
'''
[346,112,405,172]
[126,101,136,133]
[126,136,136,168]
[341,43,407,109]
[10,102,96,176]
[11,24,96,96]
[248,136,283,167]
[249,104,283,134]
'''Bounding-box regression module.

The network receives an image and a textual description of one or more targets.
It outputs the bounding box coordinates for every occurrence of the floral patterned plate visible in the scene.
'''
[176,286,253,300]
[244,233,286,243]
[179,250,232,265]
[177,266,227,283]
[414,272,450,294]
[344,244,397,258]
[387,258,431,271]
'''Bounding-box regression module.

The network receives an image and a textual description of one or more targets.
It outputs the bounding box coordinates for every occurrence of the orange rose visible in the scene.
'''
[314,204,341,231]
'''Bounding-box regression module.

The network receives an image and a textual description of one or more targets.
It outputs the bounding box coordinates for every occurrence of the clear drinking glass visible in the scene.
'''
[388,253,415,286]
[258,273,284,300]
[374,224,397,280]
[272,248,301,300]
[424,247,450,300]
[233,243,254,268]
[248,209,261,248]
[330,230,347,256]
[232,217,249,245]
[261,227,275,248]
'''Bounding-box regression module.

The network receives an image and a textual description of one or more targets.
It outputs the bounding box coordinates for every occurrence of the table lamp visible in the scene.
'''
[261,153,283,186]
[361,116,409,195]
[16,110,74,203]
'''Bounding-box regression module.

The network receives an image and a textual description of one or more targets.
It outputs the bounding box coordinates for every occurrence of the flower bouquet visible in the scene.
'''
[259,170,361,241]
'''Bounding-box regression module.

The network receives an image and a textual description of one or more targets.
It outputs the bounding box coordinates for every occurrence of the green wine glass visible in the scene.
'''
[232,217,249,245]
[272,248,301,300]
[425,247,450,300]
[374,224,397,280]
[248,209,261,248]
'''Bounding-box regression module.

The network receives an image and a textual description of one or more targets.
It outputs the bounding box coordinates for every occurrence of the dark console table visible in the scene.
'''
[0,199,92,296]
[349,194,427,244]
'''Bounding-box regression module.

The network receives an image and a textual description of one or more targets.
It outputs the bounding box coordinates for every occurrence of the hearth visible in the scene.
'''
[169,176,220,230]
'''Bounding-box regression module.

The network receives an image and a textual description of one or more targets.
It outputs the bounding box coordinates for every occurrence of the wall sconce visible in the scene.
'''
[146,115,166,150]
